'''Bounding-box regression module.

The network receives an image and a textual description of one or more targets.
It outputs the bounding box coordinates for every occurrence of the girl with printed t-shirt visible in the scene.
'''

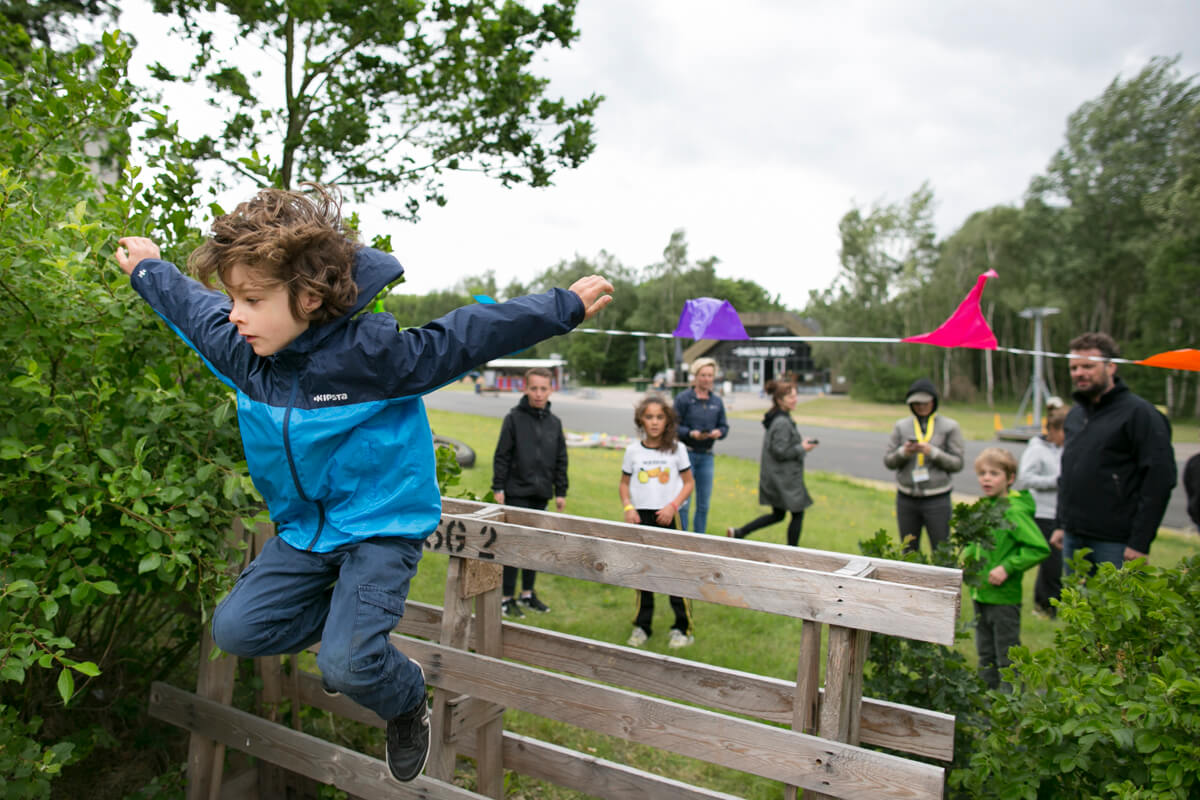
[619,396,695,649]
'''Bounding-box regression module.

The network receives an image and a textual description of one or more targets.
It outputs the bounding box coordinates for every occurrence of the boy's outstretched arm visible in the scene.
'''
[568,275,614,320]
[116,237,161,276]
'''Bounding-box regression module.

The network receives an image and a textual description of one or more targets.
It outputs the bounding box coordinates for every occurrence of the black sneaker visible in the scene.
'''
[518,592,551,613]
[320,678,339,698]
[501,597,525,618]
[385,663,430,782]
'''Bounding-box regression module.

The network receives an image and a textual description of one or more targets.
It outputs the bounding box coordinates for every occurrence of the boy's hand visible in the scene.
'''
[568,275,614,320]
[555,496,566,512]
[116,237,161,276]
[987,565,1009,586]
[655,504,676,526]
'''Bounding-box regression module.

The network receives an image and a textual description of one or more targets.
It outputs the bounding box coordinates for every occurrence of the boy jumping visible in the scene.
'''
[114,185,612,782]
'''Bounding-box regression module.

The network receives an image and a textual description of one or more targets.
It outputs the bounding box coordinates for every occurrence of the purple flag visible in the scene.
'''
[672,298,750,340]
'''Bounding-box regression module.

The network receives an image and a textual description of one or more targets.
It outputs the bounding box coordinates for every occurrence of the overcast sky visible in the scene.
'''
[122,1,1200,312]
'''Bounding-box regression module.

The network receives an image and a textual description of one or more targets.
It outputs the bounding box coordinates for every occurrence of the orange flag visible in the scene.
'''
[1135,348,1200,372]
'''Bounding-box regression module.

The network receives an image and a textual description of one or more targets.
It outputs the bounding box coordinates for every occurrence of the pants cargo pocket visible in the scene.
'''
[349,584,406,673]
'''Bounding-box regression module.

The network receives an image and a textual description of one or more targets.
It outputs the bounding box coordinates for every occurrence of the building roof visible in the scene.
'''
[682,311,820,362]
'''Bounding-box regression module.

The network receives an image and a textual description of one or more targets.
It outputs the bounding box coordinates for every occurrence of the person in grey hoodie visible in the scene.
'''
[883,378,965,553]
[726,378,817,546]
[1014,402,1067,618]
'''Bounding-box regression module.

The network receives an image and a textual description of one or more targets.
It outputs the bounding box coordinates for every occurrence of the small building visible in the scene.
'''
[681,311,828,392]
[482,357,567,392]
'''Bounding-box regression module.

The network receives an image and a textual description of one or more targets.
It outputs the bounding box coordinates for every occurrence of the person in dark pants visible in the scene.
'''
[673,357,728,534]
[883,378,965,553]
[492,367,568,617]
[726,378,817,546]
[1014,402,1067,618]
[1050,333,1177,573]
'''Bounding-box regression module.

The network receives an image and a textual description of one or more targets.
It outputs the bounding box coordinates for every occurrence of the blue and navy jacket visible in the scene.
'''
[130,247,585,553]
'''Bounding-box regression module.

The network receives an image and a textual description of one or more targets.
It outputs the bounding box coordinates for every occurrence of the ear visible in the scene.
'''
[299,290,322,316]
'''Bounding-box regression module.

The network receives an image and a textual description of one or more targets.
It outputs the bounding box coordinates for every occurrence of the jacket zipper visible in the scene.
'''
[283,373,326,551]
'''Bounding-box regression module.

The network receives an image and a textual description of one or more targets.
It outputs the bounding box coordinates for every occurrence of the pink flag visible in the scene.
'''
[902,270,999,350]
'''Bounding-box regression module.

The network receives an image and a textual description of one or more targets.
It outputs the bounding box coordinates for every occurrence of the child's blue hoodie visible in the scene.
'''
[131,247,583,553]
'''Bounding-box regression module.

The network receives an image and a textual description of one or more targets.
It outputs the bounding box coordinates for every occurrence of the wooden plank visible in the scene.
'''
[458,730,745,800]
[786,619,824,800]
[428,556,473,782]
[150,682,484,800]
[441,500,962,592]
[447,696,505,741]
[427,515,959,644]
[460,560,502,597]
[390,603,956,762]
[402,639,945,800]
[187,628,237,800]
[472,587,505,800]
[216,767,258,800]
[819,626,869,744]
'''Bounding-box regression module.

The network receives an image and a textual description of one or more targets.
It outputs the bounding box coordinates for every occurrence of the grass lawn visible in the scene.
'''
[413,407,1200,797]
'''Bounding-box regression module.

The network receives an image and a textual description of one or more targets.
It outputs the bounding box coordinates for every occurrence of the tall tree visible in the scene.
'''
[146,0,602,218]
[1027,56,1199,342]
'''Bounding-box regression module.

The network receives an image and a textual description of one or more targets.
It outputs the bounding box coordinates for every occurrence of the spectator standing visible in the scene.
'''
[967,448,1050,690]
[1185,447,1200,531]
[492,367,568,617]
[1050,333,1177,571]
[883,378,966,553]
[726,378,817,546]
[619,396,695,649]
[1013,402,1068,618]
[673,357,728,534]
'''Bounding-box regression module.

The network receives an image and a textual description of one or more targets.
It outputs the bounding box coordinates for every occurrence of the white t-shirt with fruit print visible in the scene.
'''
[622,441,692,511]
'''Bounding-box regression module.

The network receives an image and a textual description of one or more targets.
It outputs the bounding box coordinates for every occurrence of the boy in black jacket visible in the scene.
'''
[492,367,568,616]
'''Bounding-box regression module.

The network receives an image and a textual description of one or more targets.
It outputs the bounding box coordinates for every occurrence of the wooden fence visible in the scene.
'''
[150,498,963,800]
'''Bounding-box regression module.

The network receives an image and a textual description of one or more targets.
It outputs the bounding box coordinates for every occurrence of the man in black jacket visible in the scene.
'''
[1050,333,1176,572]
[492,367,568,616]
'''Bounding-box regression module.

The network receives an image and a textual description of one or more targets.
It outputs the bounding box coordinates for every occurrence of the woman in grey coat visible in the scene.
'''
[727,379,817,546]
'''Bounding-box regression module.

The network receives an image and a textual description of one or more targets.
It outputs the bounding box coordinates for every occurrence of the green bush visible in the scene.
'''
[848,361,927,404]
[0,36,260,796]
[951,554,1200,799]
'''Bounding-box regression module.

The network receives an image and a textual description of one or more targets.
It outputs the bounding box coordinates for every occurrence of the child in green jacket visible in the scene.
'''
[968,448,1051,690]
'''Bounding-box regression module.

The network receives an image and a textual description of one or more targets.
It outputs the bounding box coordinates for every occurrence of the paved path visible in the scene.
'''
[426,386,1198,533]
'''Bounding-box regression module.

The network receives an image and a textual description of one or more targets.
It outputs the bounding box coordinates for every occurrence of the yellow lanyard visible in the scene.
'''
[912,413,936,467]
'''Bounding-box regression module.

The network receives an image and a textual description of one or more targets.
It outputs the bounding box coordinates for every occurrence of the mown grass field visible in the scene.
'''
[399,406,1200,798]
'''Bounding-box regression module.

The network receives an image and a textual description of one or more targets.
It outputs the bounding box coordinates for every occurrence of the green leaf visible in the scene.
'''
[92,580,119,595]
[71,661,101,677]
[138,553,161,574]
[57,668,75,704]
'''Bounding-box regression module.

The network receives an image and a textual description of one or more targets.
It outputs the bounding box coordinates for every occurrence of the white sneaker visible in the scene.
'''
[626,627,649,647]
[667,629,694,649]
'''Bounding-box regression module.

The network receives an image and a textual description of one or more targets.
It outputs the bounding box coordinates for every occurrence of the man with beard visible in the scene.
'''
[1050,333,1176,572]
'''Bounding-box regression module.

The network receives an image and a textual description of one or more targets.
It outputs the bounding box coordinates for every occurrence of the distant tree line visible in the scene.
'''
[807,57,1200,417]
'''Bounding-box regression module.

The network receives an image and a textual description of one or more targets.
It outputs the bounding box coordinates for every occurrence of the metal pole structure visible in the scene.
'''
[1018,307,1059,430]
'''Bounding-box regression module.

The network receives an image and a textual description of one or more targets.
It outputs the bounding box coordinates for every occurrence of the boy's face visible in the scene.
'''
[976,464,1012,498]
[225,264,318,356]
[524,375,553,409]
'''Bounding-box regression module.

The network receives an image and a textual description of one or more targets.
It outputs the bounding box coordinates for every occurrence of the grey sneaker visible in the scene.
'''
[626,626,649,647]
[385,662,430,782]
[667,629,694,649]
[518,592,551,613]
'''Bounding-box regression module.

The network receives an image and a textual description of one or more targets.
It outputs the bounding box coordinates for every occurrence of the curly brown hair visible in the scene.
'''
[633,395,679,452]
[189,183,360,324]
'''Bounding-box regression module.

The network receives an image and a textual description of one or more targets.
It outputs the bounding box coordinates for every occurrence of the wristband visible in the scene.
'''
[623,504,635,512]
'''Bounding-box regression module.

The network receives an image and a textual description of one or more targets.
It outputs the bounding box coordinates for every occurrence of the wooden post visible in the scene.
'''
[427,556,474,782]
[471,566,505,799]
[186,627,236,800]
[784,618,823,800]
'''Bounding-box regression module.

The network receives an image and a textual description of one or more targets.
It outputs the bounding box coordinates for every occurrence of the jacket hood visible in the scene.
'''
[762,406,789,429]
[905,377,940,414]
[279,246,404,356]
[517,393,551,417]
[1008,488,1036,515]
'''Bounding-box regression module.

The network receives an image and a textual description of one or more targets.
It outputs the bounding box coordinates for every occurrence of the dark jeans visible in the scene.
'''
[974,600,1021,691]
[896,491,952,553]
[1033,517,1062,616]
[632,509,692,635]
[1063,531,1126,575]
[501,495,548,596]
[212,534,426,720]
[733,508,805,547]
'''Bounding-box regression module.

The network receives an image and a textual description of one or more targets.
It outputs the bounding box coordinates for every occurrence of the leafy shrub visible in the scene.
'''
[0,36,260,795]
[951,554,1200,799]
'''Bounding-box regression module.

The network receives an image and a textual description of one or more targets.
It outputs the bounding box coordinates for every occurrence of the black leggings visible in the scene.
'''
[734,508,805,547]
